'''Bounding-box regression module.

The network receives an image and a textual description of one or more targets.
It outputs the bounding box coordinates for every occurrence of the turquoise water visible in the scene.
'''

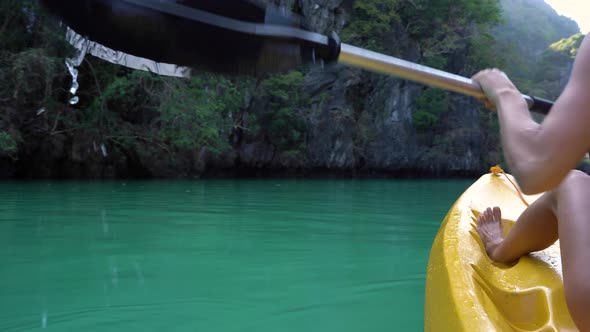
[0,179,471,331]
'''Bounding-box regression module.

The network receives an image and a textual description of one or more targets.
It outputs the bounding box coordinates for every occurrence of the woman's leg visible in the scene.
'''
[477,170,590,330]
[477,191,558,263]
[552,170,590,331]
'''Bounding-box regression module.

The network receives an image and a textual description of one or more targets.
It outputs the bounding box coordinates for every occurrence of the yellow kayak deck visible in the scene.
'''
[425,173,577,331]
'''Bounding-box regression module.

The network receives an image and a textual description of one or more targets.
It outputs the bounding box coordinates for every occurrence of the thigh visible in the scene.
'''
[553,170,590,322]
[554,170,590,273]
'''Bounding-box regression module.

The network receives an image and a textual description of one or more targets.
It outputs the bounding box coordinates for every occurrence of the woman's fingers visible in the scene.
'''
[472,68,518,108]
[477,97,497,112]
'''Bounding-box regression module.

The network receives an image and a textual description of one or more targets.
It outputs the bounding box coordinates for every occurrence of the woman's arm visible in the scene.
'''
[473,32,590,195]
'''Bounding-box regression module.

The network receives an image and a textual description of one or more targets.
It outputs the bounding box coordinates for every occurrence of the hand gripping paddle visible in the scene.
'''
[41,0,554,114]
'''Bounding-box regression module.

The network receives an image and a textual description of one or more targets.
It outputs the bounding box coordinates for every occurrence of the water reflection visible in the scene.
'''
[109,257,118,287]
[134,261,145,287]
[101,209,109,236]
[41,310,47,329]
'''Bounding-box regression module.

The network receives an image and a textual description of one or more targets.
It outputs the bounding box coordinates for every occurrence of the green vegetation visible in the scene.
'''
[412,90,449,131]
[251,70,309,156]
[532,33,584,99]
[0,131,18,155]
[0,0,257,169]
[92,70,248,155]
[0,0,583,177]
[399,0,502,69]
[493,0,580,93]
[341,0,400,51]
[342,0,502,69]
[549,33,585,57]
[495,0,579,58]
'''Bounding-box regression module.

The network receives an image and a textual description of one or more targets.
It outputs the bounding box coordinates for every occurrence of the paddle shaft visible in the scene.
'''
[338,44,553,115]
[43,0,554,115]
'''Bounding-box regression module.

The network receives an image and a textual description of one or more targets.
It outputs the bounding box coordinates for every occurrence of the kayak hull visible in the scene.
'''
[424,174,576,331]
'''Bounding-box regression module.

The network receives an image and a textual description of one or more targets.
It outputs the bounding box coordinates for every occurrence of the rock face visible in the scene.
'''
[0,0,497,178]
[0,0,579,178]
[223,0,486,177]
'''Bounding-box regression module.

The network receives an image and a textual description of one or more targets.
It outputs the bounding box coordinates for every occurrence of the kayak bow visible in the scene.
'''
[425,173,575,331]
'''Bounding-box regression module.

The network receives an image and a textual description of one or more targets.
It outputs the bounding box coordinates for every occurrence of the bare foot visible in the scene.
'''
[476,206,504,261]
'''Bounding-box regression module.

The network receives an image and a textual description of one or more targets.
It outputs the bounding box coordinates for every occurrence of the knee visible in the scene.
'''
[563,169,589,183]
[540,171,588,207]
[556,170,590,196]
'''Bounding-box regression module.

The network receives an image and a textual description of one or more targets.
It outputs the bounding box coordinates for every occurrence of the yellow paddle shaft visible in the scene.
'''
[338,43,539,110]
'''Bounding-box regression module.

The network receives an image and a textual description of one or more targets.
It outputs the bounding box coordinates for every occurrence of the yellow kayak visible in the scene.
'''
[424,173,577,331]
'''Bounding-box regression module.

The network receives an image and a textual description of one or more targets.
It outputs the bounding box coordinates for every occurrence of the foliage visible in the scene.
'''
[399,0,502,69]
[253,70,309,154]
[531,33,584,99]
[549,33,585,58]
[0,0,68,54]
[0,0,584,176]
[158,74,245,153]
[493,0,580,91]
[0,0,36,51]
[0,131,17,154]
[464,32,506,73]
[342,0,502,65]
[0,0,68,110]
[495,0,579,57]
[91,70,250,155]
[341,0,400,51]
[412,111,439,131]
[9,48,63,107]
[412,89,449,131]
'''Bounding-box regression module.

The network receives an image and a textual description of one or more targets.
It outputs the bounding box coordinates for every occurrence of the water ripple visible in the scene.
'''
[0,179,470,331]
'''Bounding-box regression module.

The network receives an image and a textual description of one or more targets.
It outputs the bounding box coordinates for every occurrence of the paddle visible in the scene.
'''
[41,0,553,115]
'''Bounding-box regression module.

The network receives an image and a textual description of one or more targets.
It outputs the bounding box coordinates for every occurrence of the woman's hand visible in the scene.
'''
[472,69,521,111]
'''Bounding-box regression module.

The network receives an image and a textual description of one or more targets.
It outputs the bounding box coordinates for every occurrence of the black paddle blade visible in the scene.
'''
[41,0,340,76]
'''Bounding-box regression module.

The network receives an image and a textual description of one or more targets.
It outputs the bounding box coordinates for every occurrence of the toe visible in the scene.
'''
[492,206,501,221]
